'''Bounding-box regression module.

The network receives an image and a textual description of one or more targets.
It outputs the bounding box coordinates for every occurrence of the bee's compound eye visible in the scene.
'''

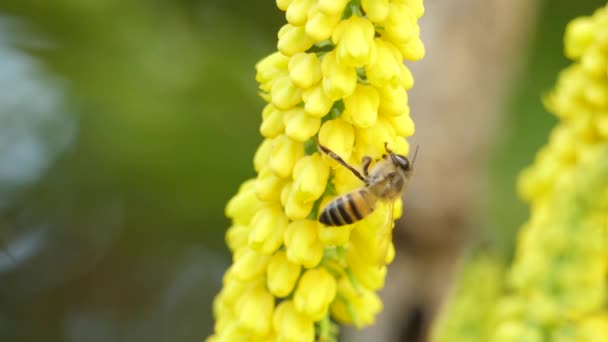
[395,155,410,171]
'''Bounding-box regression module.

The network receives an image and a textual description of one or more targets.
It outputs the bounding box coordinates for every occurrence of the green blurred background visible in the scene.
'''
[0,1,604,341]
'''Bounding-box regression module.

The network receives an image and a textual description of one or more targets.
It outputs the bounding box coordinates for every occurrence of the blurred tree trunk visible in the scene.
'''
[344,0,540,340]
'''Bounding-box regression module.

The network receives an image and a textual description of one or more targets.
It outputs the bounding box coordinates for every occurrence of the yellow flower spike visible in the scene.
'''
[260,104,285,138]
[278,24,315,56]
[283,108,321,142]
[235,286,275,336]
[270,135,305,178]
[342,84,380,128]
[365,38,401,87]
[292,153,330,203]
[284,220,324,268]
[225,179,262,226]
[321,50,357,100]
[254,139,273,172]
[286,0,314,26]
[288,52,322,89]
[317,0,350,16]
[255,168,285,202]
[331,277,383,328]
[361,0,390,23]
[378,83,409,116]
[271,75,303,110]
[212,0,425,338]
[249,205,289,255]
[332,16,377,67]
[267,251,301,298]
[318,118,356,162]
[346,247,387,290]
[231,248,271,281]
[273,300,315,342]
[302,84,334,117]
[226,224,251,252]
[294,268,337,321]
[256,52,290,85]
[306,6,342,42]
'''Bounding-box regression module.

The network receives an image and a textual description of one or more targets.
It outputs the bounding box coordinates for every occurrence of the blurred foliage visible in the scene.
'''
[0,1,284,341]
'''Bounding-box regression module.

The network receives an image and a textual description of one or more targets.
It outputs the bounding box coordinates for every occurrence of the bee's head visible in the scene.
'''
[391,154,411,171]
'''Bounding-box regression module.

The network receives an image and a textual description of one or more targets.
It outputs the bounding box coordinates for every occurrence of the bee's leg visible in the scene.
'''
[384,141,393,154]
[361,156,372,177]
[317,141,367,184]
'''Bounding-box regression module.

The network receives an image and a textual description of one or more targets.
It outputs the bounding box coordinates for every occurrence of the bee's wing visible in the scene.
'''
[376,200,395,265]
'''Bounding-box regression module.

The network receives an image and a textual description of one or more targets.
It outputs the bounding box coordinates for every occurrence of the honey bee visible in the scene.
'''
[317,142,416,227]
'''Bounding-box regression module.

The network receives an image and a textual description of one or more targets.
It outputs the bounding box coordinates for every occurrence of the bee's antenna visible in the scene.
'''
[412,145,420,166]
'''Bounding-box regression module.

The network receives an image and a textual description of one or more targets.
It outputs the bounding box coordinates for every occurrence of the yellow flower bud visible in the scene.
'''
[397,37,426,61]
[365,38,401,87]
[231,248,270,281]
[342,84,380,128]
[249,205,289,255]
[276,0,292,11]
[347,247,387,290]
[398,62,414,89]
[284,220,324,268]
[278,24,315,56]
[271,75,303,110]
[284,107,321,142]
[383,3,418,44]
[332,166,363,195]
[318,118,355,162]
[317,0,349,15]
[332,16,376,67]
[294,268,337,320]
[286,0,314,26]
[384,112,415,137]
[260,104,285,138]
[292,153,330,203]
[321,50,357,100]
[331,277,383,328]
[226,224,251,252]
[273,300,315,342]
[378,83,409,116]
[256,52,289,85]
[306,6,342,41]
[354,117,397,160]
[284,183,315,220]
[225,179,262,226]
[254,139,273,172]
[288,52,322,89]
[255,168,286,202]
[267,251,301,297]
[236,287,275,335]
[318,212,351,246]
[362,0,389,22]
[302,84,334,117]
[270,135,305,178]
[565,17,595,59]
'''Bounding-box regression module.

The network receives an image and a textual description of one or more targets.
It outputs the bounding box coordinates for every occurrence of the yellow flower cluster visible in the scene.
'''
[432,5,608,342]
[208,1,424,341]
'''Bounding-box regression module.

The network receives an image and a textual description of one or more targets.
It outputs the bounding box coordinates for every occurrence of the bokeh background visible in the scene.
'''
[0,1,605,341]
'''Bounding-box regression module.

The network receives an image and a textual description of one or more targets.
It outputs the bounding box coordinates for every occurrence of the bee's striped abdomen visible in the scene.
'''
[319,190,374,226]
